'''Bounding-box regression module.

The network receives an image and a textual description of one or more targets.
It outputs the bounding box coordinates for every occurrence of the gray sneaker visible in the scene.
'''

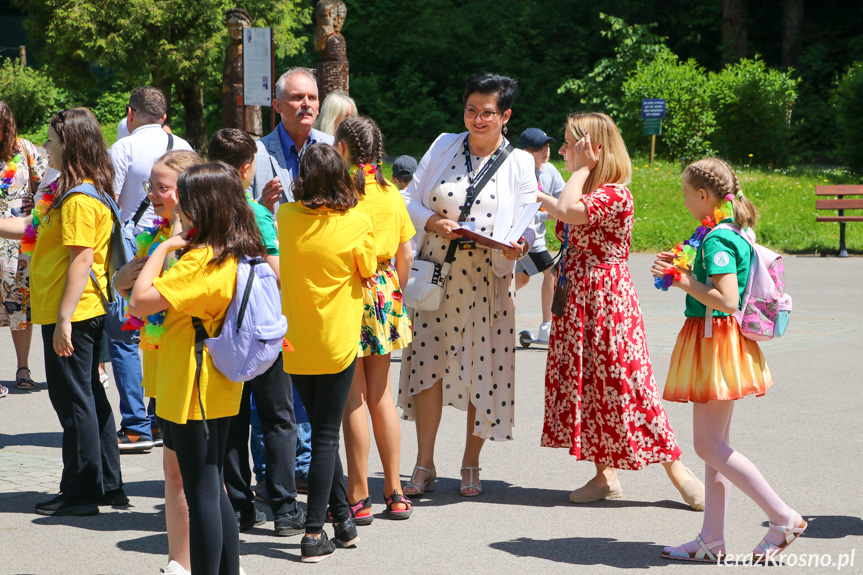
[274,506,306,537]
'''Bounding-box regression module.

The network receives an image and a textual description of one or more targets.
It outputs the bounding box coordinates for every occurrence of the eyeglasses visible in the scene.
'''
[464,107,499,121]
[127,104,137,113]
[143,180,175,196]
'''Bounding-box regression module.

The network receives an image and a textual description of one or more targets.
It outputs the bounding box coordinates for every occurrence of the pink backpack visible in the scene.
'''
[704,223,792,341]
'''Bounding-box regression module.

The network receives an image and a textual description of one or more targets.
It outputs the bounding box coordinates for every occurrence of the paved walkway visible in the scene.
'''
[1,254,861,574]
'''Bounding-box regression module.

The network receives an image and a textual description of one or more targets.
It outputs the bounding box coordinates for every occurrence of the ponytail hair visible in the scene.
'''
[334,115,390,194]
[684,157,758,229]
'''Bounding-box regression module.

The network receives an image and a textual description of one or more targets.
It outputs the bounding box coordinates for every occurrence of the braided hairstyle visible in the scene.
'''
[684,157,758,228]
[334,115,390,194]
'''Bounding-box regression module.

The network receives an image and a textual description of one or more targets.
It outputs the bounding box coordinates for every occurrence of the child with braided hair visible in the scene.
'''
[334,115,416,522]
[652,158,806,564]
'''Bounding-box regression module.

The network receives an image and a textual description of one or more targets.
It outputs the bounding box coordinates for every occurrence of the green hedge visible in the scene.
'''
[833,62,863,175]
[0,58,66,134]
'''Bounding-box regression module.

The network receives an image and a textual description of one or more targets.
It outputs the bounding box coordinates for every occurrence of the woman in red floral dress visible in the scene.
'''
[537,112,704,509]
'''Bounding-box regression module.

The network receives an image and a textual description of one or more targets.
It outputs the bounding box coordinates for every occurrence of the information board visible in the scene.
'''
[641,99,666,119]
[643,117,662,136]
[243,27,273,107]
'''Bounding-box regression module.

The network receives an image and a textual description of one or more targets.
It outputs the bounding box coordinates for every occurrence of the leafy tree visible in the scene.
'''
[833,61,863,175]
[18,0,310,150]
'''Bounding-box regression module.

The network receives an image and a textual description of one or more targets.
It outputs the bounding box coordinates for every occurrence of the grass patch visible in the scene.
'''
[543,156,862,254]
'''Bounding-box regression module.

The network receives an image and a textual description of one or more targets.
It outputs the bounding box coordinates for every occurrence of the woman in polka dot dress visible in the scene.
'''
[399,73,537,497]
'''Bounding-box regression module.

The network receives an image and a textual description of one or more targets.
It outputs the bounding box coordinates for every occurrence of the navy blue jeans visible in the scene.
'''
[108,337,155,439]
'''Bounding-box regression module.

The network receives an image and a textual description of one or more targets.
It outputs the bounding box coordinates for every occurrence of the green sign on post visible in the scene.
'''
[643,117,662,136]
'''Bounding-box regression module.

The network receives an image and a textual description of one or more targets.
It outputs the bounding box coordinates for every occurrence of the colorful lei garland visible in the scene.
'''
[122,218,175,349]
[1,152,23,197]
[21,181,57,254]
[654,196,735,291]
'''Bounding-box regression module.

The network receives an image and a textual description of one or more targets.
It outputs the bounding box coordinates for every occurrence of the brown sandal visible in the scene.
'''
[16,367,36,390]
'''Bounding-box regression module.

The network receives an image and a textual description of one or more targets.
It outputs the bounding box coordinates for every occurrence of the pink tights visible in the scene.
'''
[673,400,796,554]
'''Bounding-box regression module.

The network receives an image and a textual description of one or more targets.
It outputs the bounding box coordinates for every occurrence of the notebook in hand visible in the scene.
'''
[454,202,542,250]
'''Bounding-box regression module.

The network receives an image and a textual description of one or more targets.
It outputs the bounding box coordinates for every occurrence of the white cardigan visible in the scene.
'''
[405,132,538,277]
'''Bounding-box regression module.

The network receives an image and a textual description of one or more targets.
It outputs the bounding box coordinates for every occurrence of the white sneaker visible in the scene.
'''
[159,560,190,575]
[536,321,551,343]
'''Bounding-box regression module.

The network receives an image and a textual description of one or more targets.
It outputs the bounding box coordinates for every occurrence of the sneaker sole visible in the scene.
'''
[35,505,99,517]
[118,443,154,452]
[335,535,359,548]
[301,553,333,563]
[274,526,304,537]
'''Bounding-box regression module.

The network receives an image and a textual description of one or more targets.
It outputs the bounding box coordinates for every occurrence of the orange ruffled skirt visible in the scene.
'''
[664,316,774,403]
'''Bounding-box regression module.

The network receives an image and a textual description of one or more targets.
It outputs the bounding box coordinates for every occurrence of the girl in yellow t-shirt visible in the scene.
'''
[0,108,122,517]
[334,116,415,522]
[129,162,265,575]
[114,150,201,575]
[278,143,376,562]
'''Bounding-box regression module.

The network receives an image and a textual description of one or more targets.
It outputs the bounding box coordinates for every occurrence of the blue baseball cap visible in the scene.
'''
[391,155,418,179]
[519,128,555,149]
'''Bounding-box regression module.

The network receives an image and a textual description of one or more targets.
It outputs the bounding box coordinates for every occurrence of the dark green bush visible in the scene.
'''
[710,57,798,166]
[0,58,66,133]
[833,61,863,175]
[621,51,716,160]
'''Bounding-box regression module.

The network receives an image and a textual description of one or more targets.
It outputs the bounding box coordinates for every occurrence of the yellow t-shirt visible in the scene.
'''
[278,203,376,375]
[358,175,415,262]
[30,192,112,325]
[140,222,174,399]
[151,246,241,424]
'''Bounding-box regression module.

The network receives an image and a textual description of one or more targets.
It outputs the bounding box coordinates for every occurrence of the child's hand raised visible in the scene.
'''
[573,131,601,172]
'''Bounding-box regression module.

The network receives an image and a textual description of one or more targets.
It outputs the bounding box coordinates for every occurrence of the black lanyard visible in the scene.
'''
[463,138,506,187]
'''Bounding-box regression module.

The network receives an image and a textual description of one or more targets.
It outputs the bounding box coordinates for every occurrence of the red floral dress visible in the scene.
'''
[541,185,681,470]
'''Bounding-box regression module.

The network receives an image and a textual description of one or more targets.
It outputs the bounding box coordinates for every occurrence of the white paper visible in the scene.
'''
[456,202,542,249]
[243,28,273,106]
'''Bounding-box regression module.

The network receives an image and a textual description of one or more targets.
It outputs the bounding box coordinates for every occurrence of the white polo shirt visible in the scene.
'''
[110,123,193,230]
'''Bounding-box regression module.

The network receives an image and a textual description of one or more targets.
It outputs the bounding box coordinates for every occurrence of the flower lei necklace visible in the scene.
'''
[21,181,57,254]
[122,218,176,349]
[1,151,24,197]
[654,196,735,291]
[348,163,378,177]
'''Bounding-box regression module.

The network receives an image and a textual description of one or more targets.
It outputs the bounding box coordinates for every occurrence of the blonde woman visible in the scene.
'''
[313,91,356,136]
[538,112,704,510]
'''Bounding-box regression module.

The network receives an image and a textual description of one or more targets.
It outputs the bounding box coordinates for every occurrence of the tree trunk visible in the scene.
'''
[151,69,174,127]
[722,0,748,64]
[177,81,207,152]
[782,0,804,68]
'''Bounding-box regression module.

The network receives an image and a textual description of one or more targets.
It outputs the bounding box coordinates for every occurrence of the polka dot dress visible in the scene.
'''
[398,156,517,441]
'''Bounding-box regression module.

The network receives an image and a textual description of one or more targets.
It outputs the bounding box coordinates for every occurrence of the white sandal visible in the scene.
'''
[460,466,482,497]
[404,465,435,496]
[661,535,725,563]
[753,514,807,564]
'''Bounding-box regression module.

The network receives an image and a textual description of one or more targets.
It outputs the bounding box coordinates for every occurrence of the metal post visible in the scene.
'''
[650,135,656,165]
[19,46,26,67]
[838,194,848,257]
[270,27,276,133]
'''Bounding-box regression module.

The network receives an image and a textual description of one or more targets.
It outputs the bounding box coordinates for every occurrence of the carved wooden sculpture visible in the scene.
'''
[314,0,349,101]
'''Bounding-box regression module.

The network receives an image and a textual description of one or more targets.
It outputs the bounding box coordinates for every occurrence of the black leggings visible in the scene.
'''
[291,357,356,533]
[166,417,238,575]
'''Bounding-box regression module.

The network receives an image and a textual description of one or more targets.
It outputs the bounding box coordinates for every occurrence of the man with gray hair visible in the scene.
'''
[108,85,192,453]
[250,67,334,212]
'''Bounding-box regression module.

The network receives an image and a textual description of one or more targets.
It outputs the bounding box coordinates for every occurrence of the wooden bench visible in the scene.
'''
[816,185,863,257]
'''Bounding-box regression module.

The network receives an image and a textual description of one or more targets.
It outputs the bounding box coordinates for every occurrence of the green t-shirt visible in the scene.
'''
[248,199,279,256]
[684,222,751,318]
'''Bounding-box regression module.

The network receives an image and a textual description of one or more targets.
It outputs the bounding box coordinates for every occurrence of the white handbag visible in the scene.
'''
[403,259,451,311]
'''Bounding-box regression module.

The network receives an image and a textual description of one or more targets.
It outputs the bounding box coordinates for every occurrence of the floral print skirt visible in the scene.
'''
[358,260,412,357]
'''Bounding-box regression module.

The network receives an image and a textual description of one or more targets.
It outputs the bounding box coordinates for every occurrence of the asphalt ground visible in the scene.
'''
[1,253,861,574]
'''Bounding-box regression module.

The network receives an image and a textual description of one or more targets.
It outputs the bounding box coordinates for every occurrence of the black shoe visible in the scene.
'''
[236,506,266,532]
[301,531,335,563]
[35,493,99,516]
[274,506,306,537]
[98,488,130,507]
[333,516,359,548]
